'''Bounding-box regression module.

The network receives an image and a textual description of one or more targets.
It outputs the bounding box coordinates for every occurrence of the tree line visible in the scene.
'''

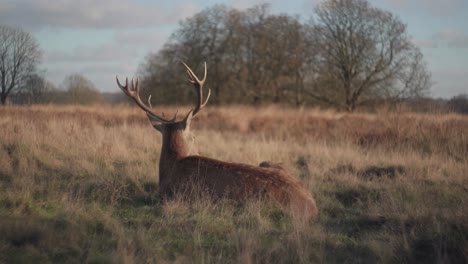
[2,0,463,113]
[12,73,104,105]
[138,0,431,111]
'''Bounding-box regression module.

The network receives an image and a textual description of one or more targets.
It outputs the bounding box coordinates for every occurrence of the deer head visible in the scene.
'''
[116,62,210,159]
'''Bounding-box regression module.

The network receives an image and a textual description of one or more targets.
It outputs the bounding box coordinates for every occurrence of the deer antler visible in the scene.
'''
[115,77,177,123]
[117,62,210,123]
[182,62,211,118]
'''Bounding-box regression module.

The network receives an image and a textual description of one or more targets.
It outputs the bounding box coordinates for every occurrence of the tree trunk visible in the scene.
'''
[295,72,303,107]
[343,80,355,112]
[1,94,7,105]
[345,99,356,112]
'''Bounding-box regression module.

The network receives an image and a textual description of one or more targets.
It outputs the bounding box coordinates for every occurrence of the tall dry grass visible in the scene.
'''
[0,104,467,263]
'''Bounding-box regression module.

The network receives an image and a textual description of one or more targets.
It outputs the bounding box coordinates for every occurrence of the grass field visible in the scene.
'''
[0,104,467,263]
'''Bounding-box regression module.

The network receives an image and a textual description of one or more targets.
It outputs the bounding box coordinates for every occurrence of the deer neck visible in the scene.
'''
[158,129,194,185]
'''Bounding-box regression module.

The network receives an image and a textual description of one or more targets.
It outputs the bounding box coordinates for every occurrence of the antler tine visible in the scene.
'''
[116,76,130,96]
[169,110,179,122]
[184,62,207,84]
[132,78,138,93]
[148,95,153,108]
[181,62,210,118]
[201,89,211,107]
[148,94,178,122]
[201,61,207,82]
[182,62,201,84]
[116,76,176,123]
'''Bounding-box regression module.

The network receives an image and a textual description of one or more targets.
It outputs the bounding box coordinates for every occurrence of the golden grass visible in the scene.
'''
[0,104,467,263]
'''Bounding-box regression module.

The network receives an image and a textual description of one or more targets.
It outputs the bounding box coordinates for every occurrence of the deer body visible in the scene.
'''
[117,62,317,218]
[158,126,317,218]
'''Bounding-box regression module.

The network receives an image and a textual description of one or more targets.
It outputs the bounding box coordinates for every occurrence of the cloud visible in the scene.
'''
[43,29,170,67]
[44,53,140,91]
[41,30,167,91]
[385,0,465,16]
[46,44,135,63]
[433,30,468,49]
[431,69,468,98]
[416,30,468,49]
[302,0,326,14]
[112,31,169,48]
[229,0,269,9]
[0,0,199,31]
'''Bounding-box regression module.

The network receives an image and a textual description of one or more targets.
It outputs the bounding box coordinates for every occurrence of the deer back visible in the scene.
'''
[165,156,318,218]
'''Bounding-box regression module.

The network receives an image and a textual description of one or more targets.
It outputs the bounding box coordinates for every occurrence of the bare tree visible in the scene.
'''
[307,0,430,111]
[139,5,244,105]
[62,74,101,104]
[0,25,42,105]
[139,4,309,105]
[447,94,468,114]
[260,14,309,105]
[15,73,58,104]
[138,2,430,109]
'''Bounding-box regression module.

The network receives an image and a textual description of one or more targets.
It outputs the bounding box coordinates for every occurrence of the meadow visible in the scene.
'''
[0,104,466,263]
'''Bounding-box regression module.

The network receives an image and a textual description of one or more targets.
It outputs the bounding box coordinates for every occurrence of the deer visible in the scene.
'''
[116,62,317,219]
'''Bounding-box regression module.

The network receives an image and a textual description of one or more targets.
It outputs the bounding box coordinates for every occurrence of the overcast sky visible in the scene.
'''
[1,0,467,98]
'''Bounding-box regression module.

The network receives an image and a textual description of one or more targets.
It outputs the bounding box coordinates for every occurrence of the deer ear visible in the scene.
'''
[152,123,163,132]
[147,113,163,132]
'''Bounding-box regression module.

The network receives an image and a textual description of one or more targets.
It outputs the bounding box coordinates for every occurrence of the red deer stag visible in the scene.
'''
[116,62,317,218]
